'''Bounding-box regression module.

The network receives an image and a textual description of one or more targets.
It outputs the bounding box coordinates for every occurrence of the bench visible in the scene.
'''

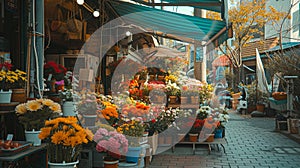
[172,138,227,154]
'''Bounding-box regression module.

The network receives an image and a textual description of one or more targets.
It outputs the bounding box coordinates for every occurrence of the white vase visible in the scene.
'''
[48,160,79,168]
[25,130,41,146]
[62,101,77,116]
[0,89,12,103]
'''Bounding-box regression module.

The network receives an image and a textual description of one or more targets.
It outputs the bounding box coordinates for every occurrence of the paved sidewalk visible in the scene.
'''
[148,111,300,168]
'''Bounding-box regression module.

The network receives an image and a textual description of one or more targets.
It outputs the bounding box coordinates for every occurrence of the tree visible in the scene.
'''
[219,0,287,90]
[265,0,300,114]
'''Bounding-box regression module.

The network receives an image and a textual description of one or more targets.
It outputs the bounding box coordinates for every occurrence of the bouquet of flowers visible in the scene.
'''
[38,117,93,163]
[94,127,128,160]
[99,100,119,126]
[15,98,61,131]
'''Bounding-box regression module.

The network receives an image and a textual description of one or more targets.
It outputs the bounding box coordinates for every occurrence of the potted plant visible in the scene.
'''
[76,90,99,126]
[0,62,27,103]
[38,116,93,167]
[59,89,79,116]
[15,98,61,146]
[94,126,128,168]
[213,107,230,138]
[116,119,145,163]
[187,118,204,142]
[164,81,180,104]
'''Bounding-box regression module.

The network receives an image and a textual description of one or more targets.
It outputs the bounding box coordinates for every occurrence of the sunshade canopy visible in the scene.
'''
[130,0,223,13]
[212,55,230,66]
[109,1,227,43]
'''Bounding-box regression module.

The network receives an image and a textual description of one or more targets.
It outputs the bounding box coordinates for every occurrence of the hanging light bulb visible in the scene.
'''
[93,10,100,17]
[77,0,84,5]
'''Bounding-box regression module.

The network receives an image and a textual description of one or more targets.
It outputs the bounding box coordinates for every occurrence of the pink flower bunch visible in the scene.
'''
[94,128,128,158]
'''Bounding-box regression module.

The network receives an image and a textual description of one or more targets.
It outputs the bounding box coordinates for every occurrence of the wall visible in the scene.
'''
[265,0,300,42]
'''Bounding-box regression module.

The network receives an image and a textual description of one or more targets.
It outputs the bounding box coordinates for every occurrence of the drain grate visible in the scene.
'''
[273,147,300,154]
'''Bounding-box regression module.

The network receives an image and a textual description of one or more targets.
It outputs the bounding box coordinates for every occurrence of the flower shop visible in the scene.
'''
[0,0,231,167]
[1,45,230,168]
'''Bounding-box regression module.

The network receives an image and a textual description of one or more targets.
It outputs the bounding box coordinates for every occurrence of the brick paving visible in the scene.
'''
[148,111,300,168]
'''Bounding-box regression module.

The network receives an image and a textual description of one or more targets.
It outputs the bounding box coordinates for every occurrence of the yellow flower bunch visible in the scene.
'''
[117,119,144,137]
[165,74,177,83]
[15,98,61,131]
[39,117,93,163]
[0,69,27,90]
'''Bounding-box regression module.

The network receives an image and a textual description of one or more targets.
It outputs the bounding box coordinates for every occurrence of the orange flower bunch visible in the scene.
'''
[38,117,93,163]
[100,101,118,118]
[122,101,150,117]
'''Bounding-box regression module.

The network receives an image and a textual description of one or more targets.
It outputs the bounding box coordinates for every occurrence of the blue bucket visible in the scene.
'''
[126,146,141,163]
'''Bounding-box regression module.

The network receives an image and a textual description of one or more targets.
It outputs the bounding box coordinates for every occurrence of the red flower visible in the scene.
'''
[0,62,12,70]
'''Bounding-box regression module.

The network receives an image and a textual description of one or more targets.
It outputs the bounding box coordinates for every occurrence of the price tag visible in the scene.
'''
[48,74,53,81]
[6,134,13,141]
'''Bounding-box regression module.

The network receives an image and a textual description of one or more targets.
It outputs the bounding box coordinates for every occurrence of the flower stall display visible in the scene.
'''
[15,98,61,146]
[38,117,93,166]
[94,126,128,167]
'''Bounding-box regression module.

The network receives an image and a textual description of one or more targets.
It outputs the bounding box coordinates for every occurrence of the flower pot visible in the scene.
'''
[48,160,79,168]
[256,104,265,112]
[11,88,26,103]
[205,134,215,142]
[0,89,12,103]
[188,133,198,142]
[103,159,119,168]
[214,128,223,138]
[168,96,177,104]
[126,146,142,163]
[82,114,97,127]
[180,96,188,104]
[25,130,41,146]
[63,101,77,116]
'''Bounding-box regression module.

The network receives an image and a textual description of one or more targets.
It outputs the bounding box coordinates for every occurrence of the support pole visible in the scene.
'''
[35,0,45,96]
[284,76,298,117]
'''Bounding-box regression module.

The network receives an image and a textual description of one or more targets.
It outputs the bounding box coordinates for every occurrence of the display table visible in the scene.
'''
[269,97,287,112]
[0,102,24,140]
[0,144,47,168]
[172,138,227,155]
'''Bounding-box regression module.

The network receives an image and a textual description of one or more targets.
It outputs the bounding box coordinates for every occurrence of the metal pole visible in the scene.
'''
[284,76,298,117]
[35,0,45,96]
